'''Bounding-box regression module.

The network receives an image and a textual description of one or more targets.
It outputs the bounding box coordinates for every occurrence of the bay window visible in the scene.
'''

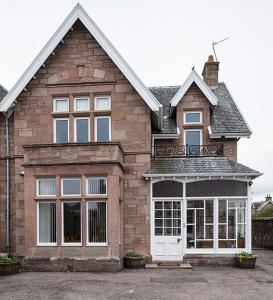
[62,202,81,245]
[87,201,107,245]
[38,202,56,245]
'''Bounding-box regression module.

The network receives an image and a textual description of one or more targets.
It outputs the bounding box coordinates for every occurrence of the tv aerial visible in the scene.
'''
[212,37,229,61]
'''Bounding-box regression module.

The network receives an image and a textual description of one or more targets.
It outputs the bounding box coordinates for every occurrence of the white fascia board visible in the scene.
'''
[0,3,161,112]
[209,132,251,139]
[152,133,179,139]
[170,70,218,107]
[143,172,262,179]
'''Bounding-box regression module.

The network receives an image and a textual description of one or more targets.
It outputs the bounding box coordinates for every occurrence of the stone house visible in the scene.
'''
[0,4,261,271]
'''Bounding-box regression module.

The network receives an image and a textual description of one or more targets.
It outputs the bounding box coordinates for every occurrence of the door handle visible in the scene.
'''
[177,238,181,243]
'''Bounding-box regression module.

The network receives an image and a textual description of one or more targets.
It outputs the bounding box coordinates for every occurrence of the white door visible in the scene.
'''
[151,200,183,261]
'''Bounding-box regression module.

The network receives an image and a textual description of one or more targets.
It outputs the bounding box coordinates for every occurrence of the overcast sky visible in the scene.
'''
[0,0,272,201]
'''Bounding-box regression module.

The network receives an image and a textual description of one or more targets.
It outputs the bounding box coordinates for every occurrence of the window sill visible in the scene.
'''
[93,110,112,116]
[51,112,70,117]
[61,243,82,247]
[37,243,57,247]
[86,243,107,247]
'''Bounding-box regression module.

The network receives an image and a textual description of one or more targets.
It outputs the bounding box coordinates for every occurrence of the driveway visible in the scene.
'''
[1,250,273,300]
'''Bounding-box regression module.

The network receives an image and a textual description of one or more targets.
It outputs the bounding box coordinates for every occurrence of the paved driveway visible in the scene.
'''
[1,250,273,300]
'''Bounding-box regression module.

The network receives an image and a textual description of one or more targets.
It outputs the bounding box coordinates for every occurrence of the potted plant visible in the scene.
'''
[124,251,145,269]
[234,251,257,269]
[0,256,19,275]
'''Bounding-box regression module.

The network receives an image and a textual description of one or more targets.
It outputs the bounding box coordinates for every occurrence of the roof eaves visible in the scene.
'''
[0,3,161,112]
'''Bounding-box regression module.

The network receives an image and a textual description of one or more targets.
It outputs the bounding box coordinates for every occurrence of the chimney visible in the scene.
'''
[265,194,272,202]
[202,55,219,88]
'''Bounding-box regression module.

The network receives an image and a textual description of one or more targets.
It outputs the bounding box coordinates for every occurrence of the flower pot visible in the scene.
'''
[0,263,19,275]
[234,256,256,269]
[124,257,145,269]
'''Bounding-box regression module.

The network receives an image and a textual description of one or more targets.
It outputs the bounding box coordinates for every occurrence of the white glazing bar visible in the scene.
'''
[246,184,252,252]
[182,182,186,256]
[214,198,218,252]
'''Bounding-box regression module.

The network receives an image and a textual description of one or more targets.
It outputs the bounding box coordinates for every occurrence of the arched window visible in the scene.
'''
[153,180,183,198]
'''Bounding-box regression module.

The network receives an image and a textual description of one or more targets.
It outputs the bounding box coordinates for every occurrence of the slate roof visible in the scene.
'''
[149,82,251,136]
[0,84,7,102]
[211,83,251,135]
[146,157,261,178]
[149,86,179,134]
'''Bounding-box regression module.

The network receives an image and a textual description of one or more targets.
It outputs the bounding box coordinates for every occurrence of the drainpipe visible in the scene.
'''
[4,112,10,253]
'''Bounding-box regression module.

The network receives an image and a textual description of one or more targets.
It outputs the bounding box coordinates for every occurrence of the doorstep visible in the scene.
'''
[145,262,192,269]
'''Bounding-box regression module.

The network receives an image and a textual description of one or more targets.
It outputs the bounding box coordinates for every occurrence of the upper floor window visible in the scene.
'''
[95,96,111,111]
[184,111,202,124]
[37,178,56,197]
[184,129,202,155]
[87,177,107,196]
[95,116,111,142]
[53,98,69,112]
[74,97,90,112]
[74,117,90,143]
[54,118,69,143]
[61,178,81,196]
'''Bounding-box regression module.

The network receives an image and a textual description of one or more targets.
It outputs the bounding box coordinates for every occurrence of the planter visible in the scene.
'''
[0,263,19,275]
[234,256,256,269]
[124,257,145,269]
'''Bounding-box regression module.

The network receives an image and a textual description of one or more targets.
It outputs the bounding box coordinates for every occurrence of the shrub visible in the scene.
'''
[0,256,18,264]
[235,251,256,262]
[125,251,144,260]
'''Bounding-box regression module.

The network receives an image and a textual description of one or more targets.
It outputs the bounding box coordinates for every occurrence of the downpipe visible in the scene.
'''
[4,112,10,254]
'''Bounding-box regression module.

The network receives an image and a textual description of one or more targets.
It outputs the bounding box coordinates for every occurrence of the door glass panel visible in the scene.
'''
[187,225,195,248]
[154,201,181,236]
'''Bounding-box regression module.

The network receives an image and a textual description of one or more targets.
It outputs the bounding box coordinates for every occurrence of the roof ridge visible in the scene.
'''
[148,85,180,89]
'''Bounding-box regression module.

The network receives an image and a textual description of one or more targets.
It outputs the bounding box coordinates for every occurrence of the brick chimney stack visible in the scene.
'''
[265,194,272,201]
[202,55,219,89]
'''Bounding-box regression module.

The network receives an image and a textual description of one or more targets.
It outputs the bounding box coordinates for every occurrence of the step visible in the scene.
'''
[145,262,192,269]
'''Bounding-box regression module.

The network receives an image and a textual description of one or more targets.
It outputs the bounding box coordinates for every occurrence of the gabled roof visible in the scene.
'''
[0,3,161,112]
[170,70,218,107]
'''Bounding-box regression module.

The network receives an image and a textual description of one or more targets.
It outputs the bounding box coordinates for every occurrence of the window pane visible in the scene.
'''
[185,112,201,123]
[205,225,213,239]
[228,209,236,239]
[187,200,204,208]
[63,202,81,243]
[55,119,68,143]
[196,241,213,248]
[39,203,56,243]
[75,98,89,111]
[237,224,246,248]
[196,210,204,239]
[88,202,106,243]
[218,225,227,239]
[153,180,183,197]
[187,225,195,248]
[96,97,110,110]
[62,179,81,195]
[185,131,200,145]
[38,179,56,196]
[219,240,236,248]
[87,178,107,195]
[55,99,68,112]
[76,118,89,142]
[187,210,194,224]
[219,200,227,223]
[205,200,213,223]
[96,118,110,141]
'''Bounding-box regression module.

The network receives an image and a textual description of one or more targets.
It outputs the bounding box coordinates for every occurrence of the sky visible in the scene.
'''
[0,0,272,202]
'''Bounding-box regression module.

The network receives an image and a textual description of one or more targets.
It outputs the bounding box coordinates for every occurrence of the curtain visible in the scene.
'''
[39,180,56,196]
[39,203,56,243]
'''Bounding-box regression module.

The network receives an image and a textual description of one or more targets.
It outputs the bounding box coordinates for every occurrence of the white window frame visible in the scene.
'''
[73,97,90,112]
[61,201,82,246]
[37,202,57,247]
[86,201,107,246]
[61,178,81,197]
[184,129,202,146]
[94,96,111,111]
[94,116,111,142]
[53,118,69,143]
[74,117,90,142]
[184,111,202,125]
[36,178,56,197]
[86,177,107,196]
[53,98,69,113]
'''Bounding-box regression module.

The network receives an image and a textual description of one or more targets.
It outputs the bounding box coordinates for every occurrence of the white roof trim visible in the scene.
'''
[170,70,218,107]
[143,172,262,178]
[0,3,161,112]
